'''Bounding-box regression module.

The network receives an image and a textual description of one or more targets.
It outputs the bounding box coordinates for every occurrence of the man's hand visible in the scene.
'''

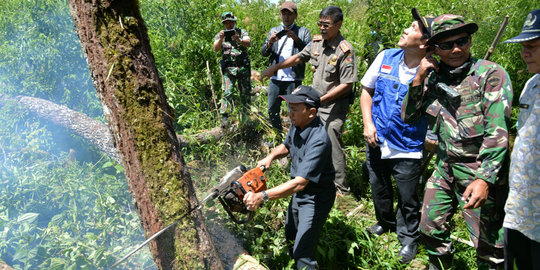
[257,156,273,171]
[243,192,263,211]
[363,122,379,148]
[218,30,225,40]
[285,28,300,43]
[232,32,241,43]
[412,51,439,86]
[268,31,279,44]
[424,138,438,152]
[462,179,489,209]
[261,66,276,82]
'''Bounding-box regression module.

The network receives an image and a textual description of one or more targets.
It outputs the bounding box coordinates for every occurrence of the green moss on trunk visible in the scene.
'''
[93,3,202,268]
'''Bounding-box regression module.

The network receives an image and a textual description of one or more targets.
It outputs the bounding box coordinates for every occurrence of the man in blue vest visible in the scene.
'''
[359,8,433,264]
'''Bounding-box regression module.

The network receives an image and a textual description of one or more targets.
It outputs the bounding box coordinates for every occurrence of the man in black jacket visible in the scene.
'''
[261,1,311,136]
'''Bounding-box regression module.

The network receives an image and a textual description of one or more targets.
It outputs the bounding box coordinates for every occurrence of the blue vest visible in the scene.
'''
[372,49,427,152]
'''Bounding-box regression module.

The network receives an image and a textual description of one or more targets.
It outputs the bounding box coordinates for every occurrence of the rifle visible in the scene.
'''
[484,15,510,61]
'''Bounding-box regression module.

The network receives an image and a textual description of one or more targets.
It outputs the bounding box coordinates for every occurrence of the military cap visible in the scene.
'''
[504,9,540,43]
[221,11,237,23]
[280,85,321,108]
[426,14,478,45]
[411,8,436,39]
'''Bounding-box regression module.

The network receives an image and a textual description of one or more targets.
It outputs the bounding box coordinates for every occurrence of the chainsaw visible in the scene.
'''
[111,165,267,268]
[216,165,267,224]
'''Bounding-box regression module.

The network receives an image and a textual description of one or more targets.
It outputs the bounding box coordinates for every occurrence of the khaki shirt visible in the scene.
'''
[297,33,358,107]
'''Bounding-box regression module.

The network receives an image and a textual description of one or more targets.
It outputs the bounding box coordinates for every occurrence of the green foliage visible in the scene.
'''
[0,0,535,269]
[0,0,102,118]
[0,103,152,269]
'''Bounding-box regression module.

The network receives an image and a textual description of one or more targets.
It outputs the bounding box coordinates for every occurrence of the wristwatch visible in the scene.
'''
[262,191,269,202]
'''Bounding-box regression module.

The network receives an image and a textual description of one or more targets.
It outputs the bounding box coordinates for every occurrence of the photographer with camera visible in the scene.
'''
[214,11,252,127]
[261,1,311,138]
[401,14,513,270]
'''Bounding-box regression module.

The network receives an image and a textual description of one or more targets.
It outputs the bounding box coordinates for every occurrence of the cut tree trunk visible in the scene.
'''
[67,1,222,269]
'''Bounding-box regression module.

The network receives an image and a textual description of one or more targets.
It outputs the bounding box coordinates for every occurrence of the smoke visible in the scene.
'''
[0,1,154,269]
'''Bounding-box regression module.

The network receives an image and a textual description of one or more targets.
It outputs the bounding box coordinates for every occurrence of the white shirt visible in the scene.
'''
[360,50,422,159]
[504,74,540,242]
[272,35,295,81]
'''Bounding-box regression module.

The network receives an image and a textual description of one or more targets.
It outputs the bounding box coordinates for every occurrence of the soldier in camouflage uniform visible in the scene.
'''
[213,11,252,127]
[401,14,513,270]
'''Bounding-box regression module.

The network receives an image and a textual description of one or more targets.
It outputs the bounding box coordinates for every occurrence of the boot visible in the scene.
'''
[429,253,453,270]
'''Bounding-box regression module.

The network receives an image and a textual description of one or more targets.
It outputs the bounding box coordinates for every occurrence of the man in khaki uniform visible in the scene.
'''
[262,5,358,194]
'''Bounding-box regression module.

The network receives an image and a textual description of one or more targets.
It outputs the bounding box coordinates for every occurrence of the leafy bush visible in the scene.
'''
[0,102,152,269]
[0,0,102,119]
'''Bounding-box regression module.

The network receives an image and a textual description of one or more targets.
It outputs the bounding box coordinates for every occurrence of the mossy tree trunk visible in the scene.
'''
[68,1,222,269]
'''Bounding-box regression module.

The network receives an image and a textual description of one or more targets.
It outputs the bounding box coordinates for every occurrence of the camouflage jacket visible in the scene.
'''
[401,57,513,184]
[215,27,250,65]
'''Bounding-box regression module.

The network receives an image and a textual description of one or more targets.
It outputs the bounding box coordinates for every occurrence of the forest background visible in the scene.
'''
[0,0,535,269]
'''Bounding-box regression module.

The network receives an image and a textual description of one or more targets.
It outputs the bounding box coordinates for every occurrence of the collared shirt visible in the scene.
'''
[261,24,311,81]
[504,74,540,242]
[283,117,334,193]
[297,33,358,103]
[361,49,422,159]
[274,35,295,81]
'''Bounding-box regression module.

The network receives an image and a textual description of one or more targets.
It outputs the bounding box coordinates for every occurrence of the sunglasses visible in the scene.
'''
[317,21,335,28]
[434,36,469,50]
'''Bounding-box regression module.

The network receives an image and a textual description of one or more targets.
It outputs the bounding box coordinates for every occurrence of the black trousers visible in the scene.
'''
[366,145,422,245]
[285,189,335,270]
[504,228,540,270]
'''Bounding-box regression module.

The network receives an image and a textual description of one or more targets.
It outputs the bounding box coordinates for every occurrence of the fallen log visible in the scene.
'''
[0,94,229,163]
[0,93,261,269]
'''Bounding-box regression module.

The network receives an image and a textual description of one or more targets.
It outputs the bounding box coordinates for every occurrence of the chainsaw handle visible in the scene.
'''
[259,165,266,172]
[232,180,247,195]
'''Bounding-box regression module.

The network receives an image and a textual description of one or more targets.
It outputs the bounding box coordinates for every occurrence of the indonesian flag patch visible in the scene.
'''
[381,64,392,74]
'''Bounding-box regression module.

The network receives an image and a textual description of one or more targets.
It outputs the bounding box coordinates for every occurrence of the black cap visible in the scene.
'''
[412,8,436,40]
[279,85,321,108]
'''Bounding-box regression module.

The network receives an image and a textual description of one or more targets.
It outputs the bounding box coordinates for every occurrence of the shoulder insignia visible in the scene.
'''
[313,35,323,41]
[345,53,354,67]
[339,41,351,53]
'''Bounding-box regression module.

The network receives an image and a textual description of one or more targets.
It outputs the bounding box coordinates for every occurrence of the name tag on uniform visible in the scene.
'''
[381,64,392,74]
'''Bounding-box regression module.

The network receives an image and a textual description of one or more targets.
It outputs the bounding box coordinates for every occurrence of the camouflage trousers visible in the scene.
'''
[419,165,507,268]
[220,66,251,115]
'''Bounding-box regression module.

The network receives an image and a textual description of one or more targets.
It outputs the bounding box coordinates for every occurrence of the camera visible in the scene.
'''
[275,29,288,39]
[436,82,461,106]
[224,29,236,41]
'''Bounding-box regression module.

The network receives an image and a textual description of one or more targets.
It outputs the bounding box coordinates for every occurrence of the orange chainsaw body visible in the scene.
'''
[233,166,267,200]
